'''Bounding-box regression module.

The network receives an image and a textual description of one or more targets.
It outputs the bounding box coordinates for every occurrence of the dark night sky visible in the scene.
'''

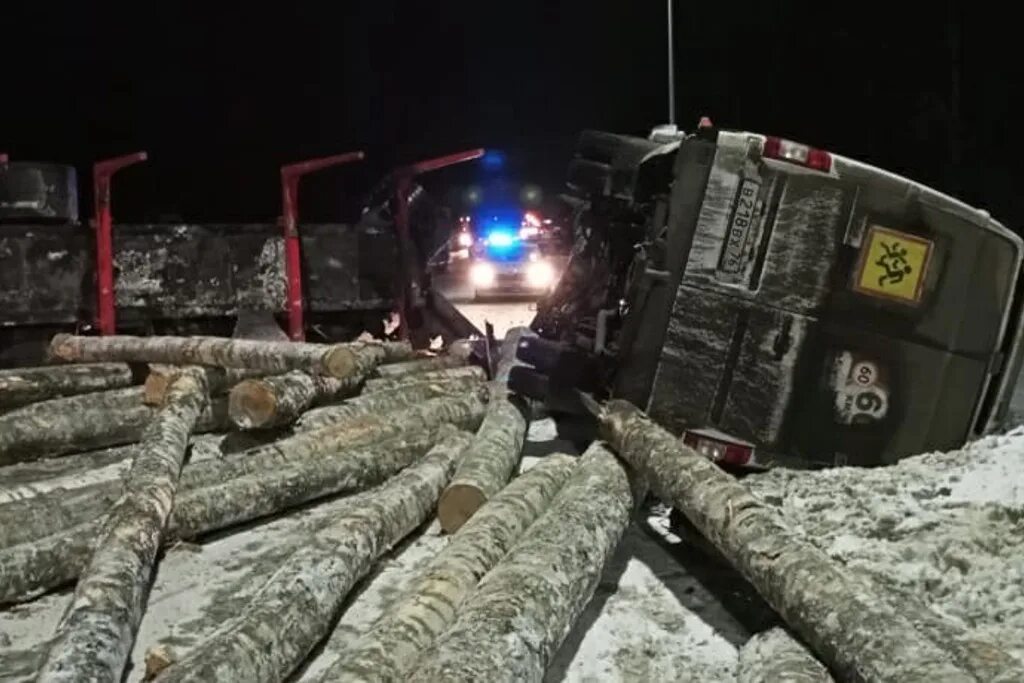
[2,2,1020,228]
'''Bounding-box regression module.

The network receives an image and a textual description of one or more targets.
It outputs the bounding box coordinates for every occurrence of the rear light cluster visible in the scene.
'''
[682,429,753,467]
[762,136,832,173]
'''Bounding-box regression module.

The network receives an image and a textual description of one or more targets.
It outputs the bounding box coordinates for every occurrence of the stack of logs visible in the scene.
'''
[2,328,1020,682]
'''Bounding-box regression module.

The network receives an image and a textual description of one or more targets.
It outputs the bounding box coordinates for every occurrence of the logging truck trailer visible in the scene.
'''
[526,124,1024,468]
[0,152,483,368]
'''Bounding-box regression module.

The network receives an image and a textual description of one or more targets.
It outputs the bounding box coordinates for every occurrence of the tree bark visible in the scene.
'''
[0,396,487,604]
[0,363,135,411]
[34,369,208,682]
[295,376,483,432]
[150,430,474,683]
[436,390,528,533]
[363,365,486,393]
[0,387,229,467]
[596,399,974,683]
[227,370,358,430]
[0,443,135,504]
[48,334,412,380]
[144,365,265,406]
[373,354,468,379]
[737,628,834,683]
[320,454,577,682]
[408,442,638,683]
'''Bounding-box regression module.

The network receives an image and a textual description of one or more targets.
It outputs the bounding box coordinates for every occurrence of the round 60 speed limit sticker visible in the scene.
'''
[832,352,890,425]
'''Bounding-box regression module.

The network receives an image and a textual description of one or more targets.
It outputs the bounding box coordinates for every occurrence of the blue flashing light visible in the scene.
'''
[486,230,517,248]
[481,150,506,170]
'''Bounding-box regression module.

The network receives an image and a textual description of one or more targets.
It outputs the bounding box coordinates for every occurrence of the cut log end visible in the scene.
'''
[144,645,177,680]
[323,346,358,379]
[47,333,75,362]
[228,380,278,429]
[142,373,171,407]
[437,483,488,534]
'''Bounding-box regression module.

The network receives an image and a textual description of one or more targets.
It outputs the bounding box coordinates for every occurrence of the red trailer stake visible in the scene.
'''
[279,151,365,341]
[93,152,147,335]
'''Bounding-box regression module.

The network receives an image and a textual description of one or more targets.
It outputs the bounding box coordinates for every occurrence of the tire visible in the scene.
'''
[0,162,79,223]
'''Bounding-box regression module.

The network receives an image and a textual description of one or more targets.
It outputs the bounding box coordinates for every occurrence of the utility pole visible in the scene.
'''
[667,0,676,125]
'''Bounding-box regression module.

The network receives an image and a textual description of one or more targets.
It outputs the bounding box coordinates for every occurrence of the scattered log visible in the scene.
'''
[227,370,359,430]
[167,426,446,539]
[151,429,474,683]
[295,376,484,432]
[736,628,834,683]
[408,442,638,683]
[0,362,135,411]
[321,454,578,682]
[0,388,229,467]
[595,399,974,683]
[0,392,483,552]
[48,334,413,380]
[0,443,135,504]
[363,365,486,393]
[373,354,469,379]
[436,327,531,533]
[35,369,208,682]
[143,364,265,406]
[0,396,486,603]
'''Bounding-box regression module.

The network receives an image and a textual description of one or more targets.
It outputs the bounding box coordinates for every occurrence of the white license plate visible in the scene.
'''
[718,178,761,278]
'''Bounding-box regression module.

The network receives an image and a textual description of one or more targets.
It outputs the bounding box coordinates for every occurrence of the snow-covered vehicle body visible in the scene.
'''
[532,126,1024,468]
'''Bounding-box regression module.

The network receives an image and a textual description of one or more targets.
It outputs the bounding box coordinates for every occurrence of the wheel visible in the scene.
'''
[0,162,79,223]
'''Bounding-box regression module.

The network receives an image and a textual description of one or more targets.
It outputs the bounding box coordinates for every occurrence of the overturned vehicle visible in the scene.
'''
[521,124,1024,468]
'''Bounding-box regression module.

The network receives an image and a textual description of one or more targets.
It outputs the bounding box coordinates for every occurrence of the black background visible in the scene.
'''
[2,2,1019,229]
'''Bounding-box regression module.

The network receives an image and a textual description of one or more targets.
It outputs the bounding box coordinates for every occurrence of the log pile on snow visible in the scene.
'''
[5,329,1024,682]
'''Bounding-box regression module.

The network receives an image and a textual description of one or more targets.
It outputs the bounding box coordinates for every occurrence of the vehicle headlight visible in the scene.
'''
[470,262,496,287]
[526,260,555,288]
[457,232,473,248]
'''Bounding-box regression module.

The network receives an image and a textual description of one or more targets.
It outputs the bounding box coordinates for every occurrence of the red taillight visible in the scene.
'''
[762,136,832,173]
[682,430,753,467]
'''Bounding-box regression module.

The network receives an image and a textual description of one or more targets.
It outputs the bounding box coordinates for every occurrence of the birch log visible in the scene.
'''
[363,365,486,393]
[596,399,974,683]
[35,369,208,682]
[736,628,834,683]
[373,354,468,379]
[151,430,474,683]
[436,327,531,533]
[409,443,637,683]
[0,423,437,605]
[0,393,484,555]
[296,376,483,432]
[144,365,264,406]
[49,334,412,379]
[321,454,577,682]
[0,363,135,411]
[228,370,358,429]
[0,443,135,504]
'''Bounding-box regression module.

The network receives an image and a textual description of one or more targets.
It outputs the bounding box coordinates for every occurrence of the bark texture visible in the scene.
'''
[737,628,835,683]
[0,444,134,505]
[0,363,134,411]
[144,365,265,406]
[152,430,473,683]
[295,376,483,432]
[437,388,527,533]
[0,389,228,467]
[0,393,481,559]
[597,399,975,683]
[320,454,577,682]
[228,370,357,430]
[49,334,412,380]
[35,370,208,682]
[167,427,445,539]
[409,442,637,683]
[0,424,433,605]
[373,354,468,378]
[363,365,486,393]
